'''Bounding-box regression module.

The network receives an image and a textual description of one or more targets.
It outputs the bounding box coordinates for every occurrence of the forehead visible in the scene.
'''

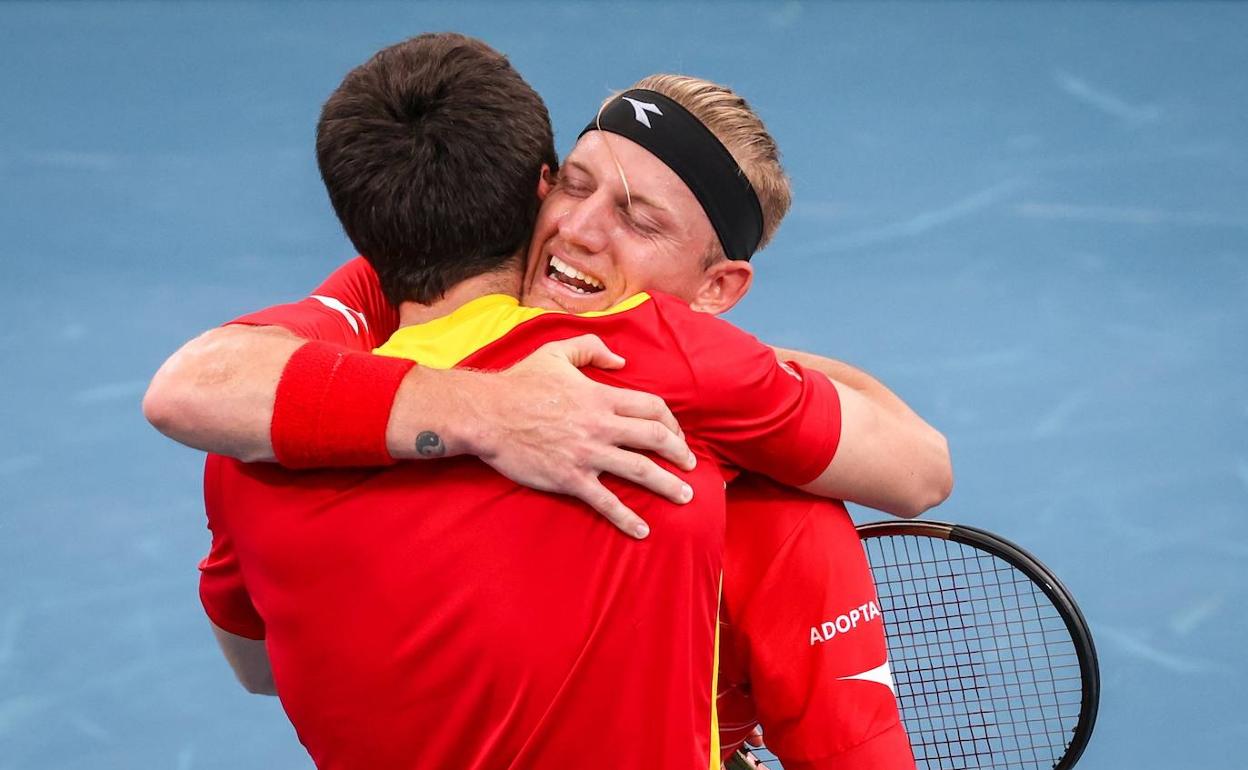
[567,132,707,221]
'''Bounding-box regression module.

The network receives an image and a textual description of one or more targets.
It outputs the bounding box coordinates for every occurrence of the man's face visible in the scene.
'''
[522,131,719,313]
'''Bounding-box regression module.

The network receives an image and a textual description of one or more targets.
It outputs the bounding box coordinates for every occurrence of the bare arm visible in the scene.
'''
[210,622,276,696]
[144,325,303,463]
[144,326,695,538]
[773,347,953,518]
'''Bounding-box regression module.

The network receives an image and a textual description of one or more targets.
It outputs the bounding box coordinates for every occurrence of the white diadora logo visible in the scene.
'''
[809,599,882,645]
[622,96,663,128]
[311,294,369,336]
[837,659,897,695]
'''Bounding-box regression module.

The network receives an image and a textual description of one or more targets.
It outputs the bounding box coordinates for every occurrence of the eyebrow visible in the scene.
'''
[565,160,672,218]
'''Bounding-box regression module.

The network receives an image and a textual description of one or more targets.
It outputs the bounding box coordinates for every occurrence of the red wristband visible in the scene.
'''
[271,341,416,469]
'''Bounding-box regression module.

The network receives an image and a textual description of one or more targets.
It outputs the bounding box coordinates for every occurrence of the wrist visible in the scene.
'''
[271,342,415,468]
[385,367,489,461]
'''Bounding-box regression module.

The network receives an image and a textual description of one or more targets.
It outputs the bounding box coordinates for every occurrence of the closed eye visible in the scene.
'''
[623,207,660,235]
[557,171,592,198]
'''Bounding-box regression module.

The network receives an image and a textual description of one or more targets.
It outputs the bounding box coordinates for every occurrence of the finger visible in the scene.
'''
[746,727,764,747]
[574,479,651,539]
[608,390,693,470]
[607,415,696,471]
[594,448,694,505]
[540,334,626,370]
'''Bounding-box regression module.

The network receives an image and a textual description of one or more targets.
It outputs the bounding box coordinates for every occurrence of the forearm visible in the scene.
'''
[384,366,497,460]
[772,346,918,422]
[210,622,276,696]
[803,382,952,516]
[772,347,953,517]
[144,324,482,463]
[144,326,302,461]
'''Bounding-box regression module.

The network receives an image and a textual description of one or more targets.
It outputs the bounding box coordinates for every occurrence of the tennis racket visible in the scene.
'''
[857,520,1099,769]
[729,520,1099,770]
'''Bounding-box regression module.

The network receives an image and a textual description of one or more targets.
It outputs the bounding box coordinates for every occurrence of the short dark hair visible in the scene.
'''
[316,33,557,305]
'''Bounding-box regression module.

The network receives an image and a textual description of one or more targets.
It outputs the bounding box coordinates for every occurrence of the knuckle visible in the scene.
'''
[571,446,592,468]
[592,491,618,513]
[650,420,668,445]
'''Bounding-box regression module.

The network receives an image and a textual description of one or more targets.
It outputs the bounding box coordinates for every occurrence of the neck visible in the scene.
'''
[397,267,523,327]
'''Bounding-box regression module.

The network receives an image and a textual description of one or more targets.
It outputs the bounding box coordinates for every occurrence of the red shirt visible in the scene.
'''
[201,287,840,770]
[717,476,915,769]
[229,258,398,350]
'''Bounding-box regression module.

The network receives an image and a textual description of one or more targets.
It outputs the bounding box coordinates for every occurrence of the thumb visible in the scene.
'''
[544,334,626,370]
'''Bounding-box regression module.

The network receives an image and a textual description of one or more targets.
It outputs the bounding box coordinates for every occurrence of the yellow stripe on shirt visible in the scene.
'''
[710,575,722,770]
[374,292,651,369]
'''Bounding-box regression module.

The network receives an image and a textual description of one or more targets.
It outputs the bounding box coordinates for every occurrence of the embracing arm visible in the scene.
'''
[143,256,696,537]
[143,325,302,463]
[675,300,949,520]
[145,329,693,536]
[774,347,953,518]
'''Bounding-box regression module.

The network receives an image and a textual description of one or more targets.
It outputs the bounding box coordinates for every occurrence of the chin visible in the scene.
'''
[522,287,568,311]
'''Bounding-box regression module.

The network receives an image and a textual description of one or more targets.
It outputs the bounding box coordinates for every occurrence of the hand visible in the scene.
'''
[464,335,697,539]
[725,733,772,770]
[745,726,765,748]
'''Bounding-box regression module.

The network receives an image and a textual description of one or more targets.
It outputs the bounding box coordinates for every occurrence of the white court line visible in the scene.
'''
[1054,70,1160,125]
[790,178,1027,256]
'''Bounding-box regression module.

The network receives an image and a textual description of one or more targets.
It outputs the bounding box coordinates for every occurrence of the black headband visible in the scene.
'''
[579,89,764,261]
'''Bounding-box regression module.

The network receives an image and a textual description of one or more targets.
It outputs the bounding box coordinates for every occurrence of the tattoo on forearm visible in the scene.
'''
[415,431,446,458]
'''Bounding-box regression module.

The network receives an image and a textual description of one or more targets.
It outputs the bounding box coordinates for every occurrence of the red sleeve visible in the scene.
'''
[724,479,913,769]
[198,455,266,640]
[658,298,841,486]
[227,257,399,350]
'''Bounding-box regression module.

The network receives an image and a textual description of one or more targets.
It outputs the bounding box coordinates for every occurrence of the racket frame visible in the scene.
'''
[855,520,1100,770]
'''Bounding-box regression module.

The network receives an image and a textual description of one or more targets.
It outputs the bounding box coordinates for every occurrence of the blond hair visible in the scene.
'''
[628,74,792,256]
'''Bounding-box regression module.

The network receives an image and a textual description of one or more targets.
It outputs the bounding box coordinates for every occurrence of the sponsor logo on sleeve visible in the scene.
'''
[311,295,369,337]
[837,659,897,695]
[809,599,882,645]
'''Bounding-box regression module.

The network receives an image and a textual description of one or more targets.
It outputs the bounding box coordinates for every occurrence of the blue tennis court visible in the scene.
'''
[2,2,1245,768]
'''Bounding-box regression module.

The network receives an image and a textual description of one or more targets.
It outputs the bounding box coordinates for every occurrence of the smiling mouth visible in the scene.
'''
[546,254,605,295]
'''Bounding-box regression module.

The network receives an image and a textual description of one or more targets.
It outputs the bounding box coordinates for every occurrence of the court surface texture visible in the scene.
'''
[2,3,1245,769]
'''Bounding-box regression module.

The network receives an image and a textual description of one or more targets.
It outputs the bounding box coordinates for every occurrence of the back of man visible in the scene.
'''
[207,452,722,770]
[202,291,840,769]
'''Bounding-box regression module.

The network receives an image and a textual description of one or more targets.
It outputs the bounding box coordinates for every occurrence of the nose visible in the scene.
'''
[557,190,611,255]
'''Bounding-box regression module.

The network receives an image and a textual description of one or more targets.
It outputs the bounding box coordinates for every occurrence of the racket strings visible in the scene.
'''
[866,534,1083,769]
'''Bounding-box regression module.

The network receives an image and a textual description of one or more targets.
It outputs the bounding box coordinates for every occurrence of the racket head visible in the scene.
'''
[856,520,1099,770]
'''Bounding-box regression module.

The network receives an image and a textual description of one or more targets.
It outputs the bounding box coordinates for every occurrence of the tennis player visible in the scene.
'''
[150,34,949,769]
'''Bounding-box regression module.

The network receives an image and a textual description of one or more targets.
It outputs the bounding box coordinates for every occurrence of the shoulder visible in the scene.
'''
[645,292,766,346]
[640,294,778,393]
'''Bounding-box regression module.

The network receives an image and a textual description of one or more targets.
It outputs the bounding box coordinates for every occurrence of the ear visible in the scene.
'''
[689,258,754,315]
[536,164,555,201]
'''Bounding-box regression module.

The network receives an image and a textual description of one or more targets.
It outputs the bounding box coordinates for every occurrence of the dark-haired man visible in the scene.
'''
[150,35,947,770]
